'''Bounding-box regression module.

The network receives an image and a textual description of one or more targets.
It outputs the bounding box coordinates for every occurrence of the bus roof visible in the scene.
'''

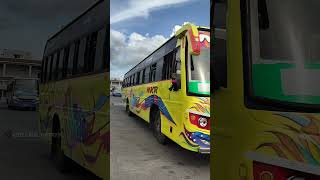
[124,35,176,77]
[124,25,210,78]
[47,0,104,42]
[43,0,108,56]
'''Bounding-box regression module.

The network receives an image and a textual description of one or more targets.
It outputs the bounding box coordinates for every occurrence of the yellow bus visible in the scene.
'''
[39,0,109,179]
[122,23,210,153]
[211,0,320,179]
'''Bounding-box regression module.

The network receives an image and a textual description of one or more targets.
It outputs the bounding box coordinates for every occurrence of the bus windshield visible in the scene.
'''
[250,0,320,106]
[187,30,210,96]
[15,79,38,96]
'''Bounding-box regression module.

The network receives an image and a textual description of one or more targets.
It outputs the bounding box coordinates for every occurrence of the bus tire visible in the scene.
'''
[51,117,71,173]
[153,109,168,145]
[126,100,133,116]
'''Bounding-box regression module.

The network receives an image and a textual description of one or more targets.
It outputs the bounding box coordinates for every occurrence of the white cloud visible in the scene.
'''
[110,29,168,79]
[111,0,192,24]
[170,21,191,37]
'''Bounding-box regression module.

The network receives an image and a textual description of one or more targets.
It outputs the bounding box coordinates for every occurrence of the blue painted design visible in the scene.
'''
[143,95,176,125]
[67,95,108,145]
[275,113,311,127]
[297,144,320,165]
[183,126,210,149]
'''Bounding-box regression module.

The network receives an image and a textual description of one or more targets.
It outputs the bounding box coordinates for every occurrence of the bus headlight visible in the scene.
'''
[253,161,317,180]
[198,117,208,128]
[189,112,210,130]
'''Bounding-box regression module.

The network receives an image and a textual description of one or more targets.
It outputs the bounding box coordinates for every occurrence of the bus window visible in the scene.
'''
[136,71,140,85]
[133,74,136,85]
[95,28,107,73]
[145,67,150,83]
[54,51,60,80]
[46,56,52,82]
[103,27,109,71]
[162,51,174,80]
[62,46,70,78]
[51,54,57,81]
[156,58,163,81]
[67,45,74,77]
[41,57,47,83]
[174,47,180,74]
[212,2,227,89]
[150,63,157,82]
[212,33,227,88]
[73,40,80,75]
[84,31,98,73]
[58,49,64,80]
[141,69,146,84]
[78,38,86,74]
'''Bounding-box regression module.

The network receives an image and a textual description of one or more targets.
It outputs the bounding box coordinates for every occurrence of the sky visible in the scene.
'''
[0,0,98,60]
[110,0,210,79]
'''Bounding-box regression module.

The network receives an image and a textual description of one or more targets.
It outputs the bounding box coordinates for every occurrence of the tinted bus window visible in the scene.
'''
[57,50,64,80]
[73,40,80,75]
[54,51,60,80]
[15,79,39,97]
[62,46,70,78]
[41,57,46,83]
[103,27,109,71]
[150,63,157,82]
[141,69,146,83]
[136,71,140,85]
[84,32,98,73]
[78,38,86,74]
[156,59,163,81]
[51,53,57,81]
[46,56,52,82]
[145,67,150,83]
[67,44,74,77]
[162,51,174,80]
[94,28,106,72]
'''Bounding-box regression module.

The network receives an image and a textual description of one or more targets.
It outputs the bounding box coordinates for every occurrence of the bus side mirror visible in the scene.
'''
[169,73,181,91]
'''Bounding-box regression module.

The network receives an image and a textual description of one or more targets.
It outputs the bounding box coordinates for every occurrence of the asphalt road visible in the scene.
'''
[110,96,210,180]
[0,98,98,180]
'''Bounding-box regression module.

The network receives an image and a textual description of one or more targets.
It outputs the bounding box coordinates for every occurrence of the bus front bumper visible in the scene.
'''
[199,147,210,154]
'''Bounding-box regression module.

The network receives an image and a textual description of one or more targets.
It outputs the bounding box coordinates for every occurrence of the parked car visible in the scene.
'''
[112,89,122,97]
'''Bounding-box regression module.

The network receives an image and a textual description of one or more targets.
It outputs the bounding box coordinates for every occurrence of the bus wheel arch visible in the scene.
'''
[150,104,168,144]
[126,98,133,116]
[51,114,71,173]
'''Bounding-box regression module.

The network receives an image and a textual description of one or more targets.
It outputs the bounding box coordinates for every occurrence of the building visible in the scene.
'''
[0,57,41,98]
[110,78,122,91]
[0,49,32,59]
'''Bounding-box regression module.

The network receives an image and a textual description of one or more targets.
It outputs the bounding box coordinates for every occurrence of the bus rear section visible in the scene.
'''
[7,78,39,111]
[211,1,320,179]
[39,0,109,179]
[122,23,210,153]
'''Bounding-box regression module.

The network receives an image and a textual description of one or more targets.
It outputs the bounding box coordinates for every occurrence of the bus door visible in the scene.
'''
[161,45,183,138]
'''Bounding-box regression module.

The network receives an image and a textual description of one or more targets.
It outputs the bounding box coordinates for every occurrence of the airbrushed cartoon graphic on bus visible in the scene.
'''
[122,23,210,153]
[63,86,109,163]
[40,84,110,164]
[256,113,320,165]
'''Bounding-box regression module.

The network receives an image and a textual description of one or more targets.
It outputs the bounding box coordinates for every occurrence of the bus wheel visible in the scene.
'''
[153,109,168,145]
[126,101,133,116]
[51,120,71,173]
